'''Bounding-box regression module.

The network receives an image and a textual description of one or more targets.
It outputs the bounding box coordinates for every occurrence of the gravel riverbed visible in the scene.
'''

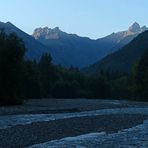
[0,99,148,148]
[0,114,147,148]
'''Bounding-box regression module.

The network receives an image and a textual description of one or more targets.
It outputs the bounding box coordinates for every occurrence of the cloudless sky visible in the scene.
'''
[0,0,148,39]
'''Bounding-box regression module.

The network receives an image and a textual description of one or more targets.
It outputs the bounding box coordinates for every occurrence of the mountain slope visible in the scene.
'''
[33,27,102,68]
[0,21,52,61]
[33,22,147,68]
[84,30,148,75]
[97,22,147,53]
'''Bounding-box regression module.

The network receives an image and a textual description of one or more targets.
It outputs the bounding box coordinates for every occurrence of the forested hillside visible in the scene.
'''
[0,30,148,105]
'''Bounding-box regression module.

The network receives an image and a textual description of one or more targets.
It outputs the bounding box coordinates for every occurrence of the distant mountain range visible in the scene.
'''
[0,21,147,68]
[32,22,147,68]
[84,30,148,75]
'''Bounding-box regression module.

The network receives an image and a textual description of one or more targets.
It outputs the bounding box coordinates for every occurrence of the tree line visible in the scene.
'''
[0,31,147,105]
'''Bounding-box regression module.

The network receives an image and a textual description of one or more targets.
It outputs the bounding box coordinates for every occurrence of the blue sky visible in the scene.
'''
[0,0,148,39]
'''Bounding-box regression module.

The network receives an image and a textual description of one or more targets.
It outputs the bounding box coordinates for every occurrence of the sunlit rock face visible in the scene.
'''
[106,22,148,43]
[33,27,60,40]
[128,22,141,33]
[128,22,147,34]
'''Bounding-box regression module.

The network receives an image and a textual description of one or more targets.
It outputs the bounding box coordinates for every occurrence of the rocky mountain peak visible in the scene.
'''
[141,26,147,32]
[33,27,61,40]
[128,22,141,33]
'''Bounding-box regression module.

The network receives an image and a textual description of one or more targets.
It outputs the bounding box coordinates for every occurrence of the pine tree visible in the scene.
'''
[0,31,25,105]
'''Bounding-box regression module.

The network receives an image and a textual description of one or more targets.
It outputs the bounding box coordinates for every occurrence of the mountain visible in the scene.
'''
[0,21,147,68]
[33,27,102,68]
[32,22,147,68]
[97,22,147,54]
[83,30,148,75]
[0,21,52,61]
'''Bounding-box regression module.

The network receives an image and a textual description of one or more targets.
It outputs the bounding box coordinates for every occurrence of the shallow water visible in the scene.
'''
[0,107,148,129]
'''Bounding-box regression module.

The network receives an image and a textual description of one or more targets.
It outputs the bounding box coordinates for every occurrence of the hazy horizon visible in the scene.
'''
[0,0,148,39]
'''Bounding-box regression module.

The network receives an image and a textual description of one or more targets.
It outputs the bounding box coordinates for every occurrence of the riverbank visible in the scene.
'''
[1,99,148,148]
[0,114,147,148]
[0,98,148,116]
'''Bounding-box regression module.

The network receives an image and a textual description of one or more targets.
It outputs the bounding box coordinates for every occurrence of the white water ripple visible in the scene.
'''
[0,108,148,129]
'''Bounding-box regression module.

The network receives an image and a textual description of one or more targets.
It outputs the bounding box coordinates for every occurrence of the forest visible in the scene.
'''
[0,31,148,105]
